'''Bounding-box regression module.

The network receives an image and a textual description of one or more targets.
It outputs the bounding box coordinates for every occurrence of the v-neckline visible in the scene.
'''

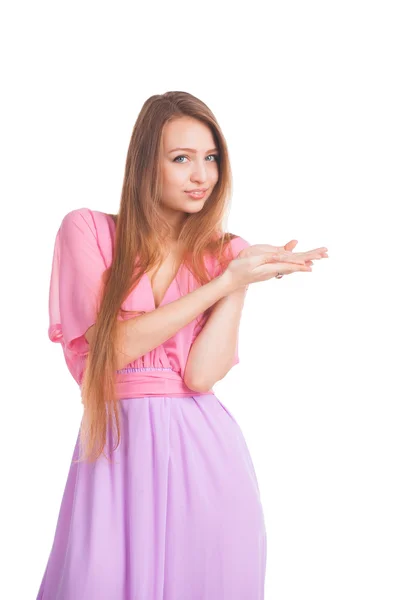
[106,212,184,310]
[144,262,184,310]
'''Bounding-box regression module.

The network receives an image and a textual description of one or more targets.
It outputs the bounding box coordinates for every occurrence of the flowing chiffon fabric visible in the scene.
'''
[36,208,267,598]
[37,391,267,599]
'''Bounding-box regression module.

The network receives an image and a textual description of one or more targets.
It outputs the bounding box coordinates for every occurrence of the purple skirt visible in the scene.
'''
[36,394,267,599]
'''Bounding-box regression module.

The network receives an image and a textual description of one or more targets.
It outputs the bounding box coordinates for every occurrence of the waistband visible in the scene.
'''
[80,366,215,399]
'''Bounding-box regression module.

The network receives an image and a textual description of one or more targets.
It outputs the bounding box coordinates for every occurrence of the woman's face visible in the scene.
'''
[160,116,219,222]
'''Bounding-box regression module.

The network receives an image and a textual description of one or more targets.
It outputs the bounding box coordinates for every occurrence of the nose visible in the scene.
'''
[190,158,208,184]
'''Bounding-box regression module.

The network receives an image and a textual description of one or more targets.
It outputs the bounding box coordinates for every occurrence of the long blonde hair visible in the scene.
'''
[78,91,238,463]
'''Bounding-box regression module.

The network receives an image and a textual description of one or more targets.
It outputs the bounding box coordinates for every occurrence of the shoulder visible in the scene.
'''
[59,208,114,243]
[58,208,95,242]
[228,234,251,257]
[60,207,97,233]
[208,233,251,277]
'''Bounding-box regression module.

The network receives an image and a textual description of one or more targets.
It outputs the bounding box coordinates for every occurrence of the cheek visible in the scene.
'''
[163,165,185,188]
[210,166,219,186]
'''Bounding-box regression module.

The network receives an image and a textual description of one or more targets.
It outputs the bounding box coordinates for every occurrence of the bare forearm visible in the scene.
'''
[115,274,233,370]
[183,286,248,391]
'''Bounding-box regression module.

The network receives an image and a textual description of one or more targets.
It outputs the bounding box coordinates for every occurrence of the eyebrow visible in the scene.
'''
[168,147,219,154]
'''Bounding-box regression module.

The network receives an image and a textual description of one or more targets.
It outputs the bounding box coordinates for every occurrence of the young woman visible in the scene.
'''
[37,91,328,599]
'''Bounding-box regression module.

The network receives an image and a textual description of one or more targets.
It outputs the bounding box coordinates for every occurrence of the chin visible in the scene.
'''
[183,202,204,212]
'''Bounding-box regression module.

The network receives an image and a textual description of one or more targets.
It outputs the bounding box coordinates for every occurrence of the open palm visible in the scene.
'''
[238,240,328,265]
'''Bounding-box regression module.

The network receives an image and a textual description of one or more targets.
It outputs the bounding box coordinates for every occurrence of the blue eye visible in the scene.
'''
[173,154,219,163]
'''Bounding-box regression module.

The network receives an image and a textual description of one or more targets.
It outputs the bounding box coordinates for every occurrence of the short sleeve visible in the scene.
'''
[48,208,107,356]
[229,235,251,258]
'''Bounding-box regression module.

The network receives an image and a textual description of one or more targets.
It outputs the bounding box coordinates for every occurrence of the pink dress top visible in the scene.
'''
[48,208,250,399]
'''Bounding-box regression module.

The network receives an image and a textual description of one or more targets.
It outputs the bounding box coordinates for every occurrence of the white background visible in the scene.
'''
[1,1,399,598]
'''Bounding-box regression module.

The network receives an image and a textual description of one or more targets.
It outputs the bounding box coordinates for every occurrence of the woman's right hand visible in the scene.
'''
[221,249,323,293]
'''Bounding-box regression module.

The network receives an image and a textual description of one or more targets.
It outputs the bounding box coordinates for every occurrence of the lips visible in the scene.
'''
[185,190,207,199]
